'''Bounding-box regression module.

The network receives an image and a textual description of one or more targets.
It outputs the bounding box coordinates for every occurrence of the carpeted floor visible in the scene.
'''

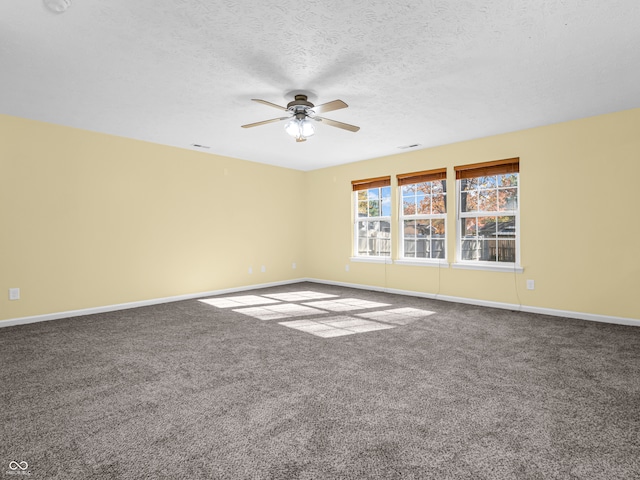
[1,282,639,479]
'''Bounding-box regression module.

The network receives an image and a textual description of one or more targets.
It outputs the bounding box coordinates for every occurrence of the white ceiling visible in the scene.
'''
[1,1,639,171]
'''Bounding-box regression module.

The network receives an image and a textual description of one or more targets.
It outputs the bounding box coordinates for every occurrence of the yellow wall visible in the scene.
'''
[1,115,305,321]
[305,108,640,320]
[2,109,639,323]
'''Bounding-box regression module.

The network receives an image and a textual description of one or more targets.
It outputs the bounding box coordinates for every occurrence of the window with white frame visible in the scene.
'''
[455,158,519,264]
[352,177,391,258]
[398,169,447,260]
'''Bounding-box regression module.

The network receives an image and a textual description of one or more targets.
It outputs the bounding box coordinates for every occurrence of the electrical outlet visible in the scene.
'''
[345,264,350,272]
[292,262,296,269]
[261,265,266,273]
[248,267,253,274]
[526,280,535,290]
[9,288,20,300]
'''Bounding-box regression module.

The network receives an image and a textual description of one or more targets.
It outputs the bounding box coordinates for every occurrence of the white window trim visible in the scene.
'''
[398,181,447,262]
[394,258,449,268]
[456,175,521,268]
[350,256,393,264]
[451,262,523,273]
[352,185,392,259]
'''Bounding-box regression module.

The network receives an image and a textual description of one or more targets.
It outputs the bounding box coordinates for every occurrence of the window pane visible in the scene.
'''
[357,221,368,255]
[461,178,477,191]
[404,239,416,257]
[432,218,445,236]
[498,188,518,211]
[379,221,391,255]
[358,201,368,217]
[402,184,416,196]
[381,197,391,216]
[368,188,380,201]
[463,218,477,237]
[432,180,444,194]
[498,174,518,187]
[357,190,368,202]
[403,196,416,215]
[478,175,497,189]
[403,219,416,238]
[497,239,516,262]
[497,216,516,237]
[479,239,496,261]
[432,194,446,214]
[479,189,497,211]
[417,194,430,214]
[416,182,431,195]
[415,239,428,258]
[461,238,479,260]
[431,239,445,259]
[366,221,379,256]
[477,216,497,237]
[368,200,380,217]
[461,191,477,212]
[416,219,430,238]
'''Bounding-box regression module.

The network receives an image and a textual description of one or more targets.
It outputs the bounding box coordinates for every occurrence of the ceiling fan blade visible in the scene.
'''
[315,116,360,132]
[241,116,289,128]
[310,99,348,114]
[251,99,288,111]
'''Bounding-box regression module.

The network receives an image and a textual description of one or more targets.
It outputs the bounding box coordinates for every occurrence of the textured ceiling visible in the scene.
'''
[1,1,639,171]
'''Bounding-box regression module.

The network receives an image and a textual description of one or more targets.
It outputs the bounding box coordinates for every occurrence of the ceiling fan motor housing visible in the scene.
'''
[287,94,315,116]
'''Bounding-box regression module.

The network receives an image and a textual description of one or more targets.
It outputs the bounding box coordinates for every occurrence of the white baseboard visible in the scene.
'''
[304,277,640,327]
[0,279,304,329]
[2,277,638,329]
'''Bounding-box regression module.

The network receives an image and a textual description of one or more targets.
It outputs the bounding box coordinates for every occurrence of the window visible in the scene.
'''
[397,169,447,261]
[455,158,519,265]
[352,176,391,258]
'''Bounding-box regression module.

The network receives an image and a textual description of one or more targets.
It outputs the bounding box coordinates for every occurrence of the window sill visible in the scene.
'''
[394,259,449,268]
[350,256,392,264]
[452,262,524,273]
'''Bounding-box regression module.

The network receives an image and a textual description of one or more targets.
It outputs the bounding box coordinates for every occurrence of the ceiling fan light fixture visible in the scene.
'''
[300,118,315,137]
[284,118,315,140]
[284,118,301,137]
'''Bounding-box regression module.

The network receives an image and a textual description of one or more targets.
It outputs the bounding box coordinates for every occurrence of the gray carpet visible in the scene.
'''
[1,282,639,479]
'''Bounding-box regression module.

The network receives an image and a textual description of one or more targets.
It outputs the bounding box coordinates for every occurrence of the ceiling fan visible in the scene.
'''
[241,94,360,142]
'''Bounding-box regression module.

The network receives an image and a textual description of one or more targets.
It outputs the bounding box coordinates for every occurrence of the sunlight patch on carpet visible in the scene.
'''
[199,295,280,308]
[262,291,339,301]
[279,316,395,337]
[356,307,436,325]
[301,298,391,312]
[233,303,326,321]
